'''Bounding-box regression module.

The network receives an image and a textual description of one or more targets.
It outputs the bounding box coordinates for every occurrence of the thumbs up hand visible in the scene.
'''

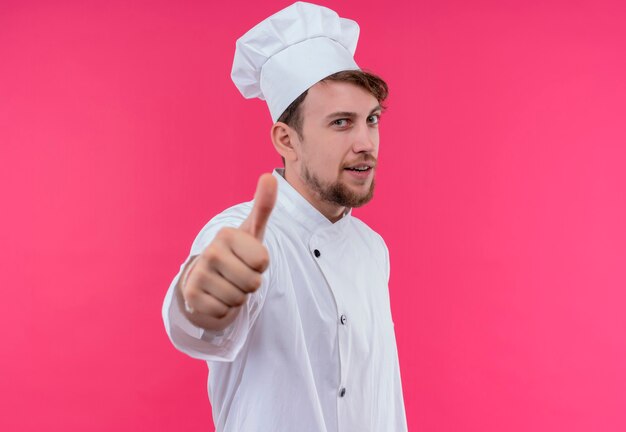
[239,174,278,241]
[179,174,278,331]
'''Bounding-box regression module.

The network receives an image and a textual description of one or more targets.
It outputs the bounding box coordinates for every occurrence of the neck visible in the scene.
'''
[283,167,347,223]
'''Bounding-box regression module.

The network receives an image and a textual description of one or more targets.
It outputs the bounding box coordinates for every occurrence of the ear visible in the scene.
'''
[271,122,299,163]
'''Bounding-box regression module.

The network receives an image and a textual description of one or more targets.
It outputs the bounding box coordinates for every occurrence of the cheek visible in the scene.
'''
[324,149,345,172]
[308,143,337,166]
[371,130,380,149]
[303,135,347,174]
[315,154,336,175]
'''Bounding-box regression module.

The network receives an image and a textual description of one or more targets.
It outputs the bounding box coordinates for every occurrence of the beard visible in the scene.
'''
[301,163,376,208]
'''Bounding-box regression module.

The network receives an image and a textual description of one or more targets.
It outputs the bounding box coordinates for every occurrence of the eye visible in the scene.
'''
[332,118,350,127]
[367,114,380,125]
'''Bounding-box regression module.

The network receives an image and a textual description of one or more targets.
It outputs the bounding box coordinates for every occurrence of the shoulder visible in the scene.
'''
[349,216,390,277]
[189,200,281,256]
[349,216,388,253]
[189,201,254,255]
[202,200,254,231]
[350,215,391,280]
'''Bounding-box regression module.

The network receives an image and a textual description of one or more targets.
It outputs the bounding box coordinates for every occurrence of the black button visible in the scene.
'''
[338,387,346,397]
[340,314,347,325]
[314,249,321,258]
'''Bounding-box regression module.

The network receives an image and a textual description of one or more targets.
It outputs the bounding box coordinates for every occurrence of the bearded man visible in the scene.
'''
[162,3,407,431]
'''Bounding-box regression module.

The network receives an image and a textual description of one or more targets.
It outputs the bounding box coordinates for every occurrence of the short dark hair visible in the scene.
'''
[276,70,389,164]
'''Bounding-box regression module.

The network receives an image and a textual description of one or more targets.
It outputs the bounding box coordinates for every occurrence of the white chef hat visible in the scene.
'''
[231,1,361,122]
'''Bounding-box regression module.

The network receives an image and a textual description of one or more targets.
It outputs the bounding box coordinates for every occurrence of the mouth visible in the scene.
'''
[343,164,374,179]
[344,164,372,172]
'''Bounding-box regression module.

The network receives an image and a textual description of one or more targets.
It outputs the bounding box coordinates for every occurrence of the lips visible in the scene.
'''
[343,158,377,179]
[344,165,374,179]
[344,165,372,172]
[344,160,376,170]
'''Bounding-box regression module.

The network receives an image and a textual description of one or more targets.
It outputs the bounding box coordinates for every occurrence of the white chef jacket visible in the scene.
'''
[162,168,407,432]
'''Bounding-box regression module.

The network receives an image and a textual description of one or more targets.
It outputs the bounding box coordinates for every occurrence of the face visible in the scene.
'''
[290,80,381,212]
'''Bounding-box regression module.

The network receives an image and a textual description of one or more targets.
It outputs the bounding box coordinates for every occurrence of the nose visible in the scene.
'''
[352,122,378,153]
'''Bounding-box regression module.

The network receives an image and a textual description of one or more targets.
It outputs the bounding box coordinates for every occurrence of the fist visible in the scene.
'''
[180,173,278,331]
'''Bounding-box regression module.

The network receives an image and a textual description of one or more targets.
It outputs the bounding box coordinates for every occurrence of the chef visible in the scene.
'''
[162,2,408,431]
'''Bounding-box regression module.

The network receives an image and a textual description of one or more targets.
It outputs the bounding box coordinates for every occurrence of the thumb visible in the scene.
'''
[240,173,278,240]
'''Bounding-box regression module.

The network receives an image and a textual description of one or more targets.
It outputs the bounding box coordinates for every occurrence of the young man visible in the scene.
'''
[162,2,407,431]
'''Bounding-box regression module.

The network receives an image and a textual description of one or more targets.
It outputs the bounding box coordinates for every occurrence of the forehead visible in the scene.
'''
[301,80,379,119]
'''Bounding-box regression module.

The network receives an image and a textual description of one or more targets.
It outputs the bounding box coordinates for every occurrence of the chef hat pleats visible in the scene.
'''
[231,2,360,122]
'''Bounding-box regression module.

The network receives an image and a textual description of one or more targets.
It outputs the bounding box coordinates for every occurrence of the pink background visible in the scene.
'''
[1,0,625,430]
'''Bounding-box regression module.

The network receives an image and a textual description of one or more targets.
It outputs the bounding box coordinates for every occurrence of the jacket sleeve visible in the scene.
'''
[161,208,273,362]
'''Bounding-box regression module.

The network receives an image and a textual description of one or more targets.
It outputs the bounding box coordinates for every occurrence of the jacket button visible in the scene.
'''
[338,387,346,398]
[314,249,321,258]
[340,314,347,325]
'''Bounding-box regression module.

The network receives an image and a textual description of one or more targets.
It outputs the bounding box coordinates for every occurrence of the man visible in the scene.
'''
[162,2,407,431]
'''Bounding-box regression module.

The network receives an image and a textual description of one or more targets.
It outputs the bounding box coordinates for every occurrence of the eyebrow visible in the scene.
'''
[324,105,383,121]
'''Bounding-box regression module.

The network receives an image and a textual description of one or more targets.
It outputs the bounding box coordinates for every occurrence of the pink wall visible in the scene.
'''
[1,0,625,430]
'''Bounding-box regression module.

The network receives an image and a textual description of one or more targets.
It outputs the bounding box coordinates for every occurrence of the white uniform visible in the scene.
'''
[162,168,407,431]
